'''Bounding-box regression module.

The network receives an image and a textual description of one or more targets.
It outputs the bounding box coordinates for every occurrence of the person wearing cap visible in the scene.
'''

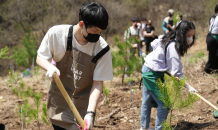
[36,2,113,130]
[161,9,175,35]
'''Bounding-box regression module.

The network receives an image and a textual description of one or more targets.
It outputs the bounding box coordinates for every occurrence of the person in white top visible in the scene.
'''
[124,17,144,56]
[124,17,141,41]
[37,2,113,130]
[140,17,148,41]
[140,20,197,130]
[204,3,218,74]
[176,14,182,27]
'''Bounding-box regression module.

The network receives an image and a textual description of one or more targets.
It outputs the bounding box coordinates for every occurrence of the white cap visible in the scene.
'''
[168,9,174,14]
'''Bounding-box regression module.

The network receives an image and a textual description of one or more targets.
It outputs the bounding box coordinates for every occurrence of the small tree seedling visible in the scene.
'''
[112,26,142,86]
[13,29,38,67]
[41,103,50,125]
[156,76,198,129]
[30,92,42,130]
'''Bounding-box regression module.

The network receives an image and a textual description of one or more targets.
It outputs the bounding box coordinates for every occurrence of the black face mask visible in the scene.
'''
[82,28,100,43]
[148,23,152,26]
[134,24,138,28]
[169,14,173,17]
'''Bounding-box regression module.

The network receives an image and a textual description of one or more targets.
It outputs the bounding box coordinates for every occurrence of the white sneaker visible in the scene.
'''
[140,126,154,130]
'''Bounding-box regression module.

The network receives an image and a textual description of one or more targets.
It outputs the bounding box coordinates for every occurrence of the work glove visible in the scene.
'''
[46,66,60,81]
[79,114,93,130]
[84,114,93,130]
[185,85,197,94]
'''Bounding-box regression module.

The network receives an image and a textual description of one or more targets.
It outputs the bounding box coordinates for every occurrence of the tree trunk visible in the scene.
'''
[122,74,124,86]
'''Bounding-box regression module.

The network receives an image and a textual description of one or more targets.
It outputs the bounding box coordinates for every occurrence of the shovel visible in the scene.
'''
[52,73,86,129]
[165,71,218,112]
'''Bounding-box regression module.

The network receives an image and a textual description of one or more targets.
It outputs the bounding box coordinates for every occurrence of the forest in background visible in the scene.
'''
[0,0,217,74]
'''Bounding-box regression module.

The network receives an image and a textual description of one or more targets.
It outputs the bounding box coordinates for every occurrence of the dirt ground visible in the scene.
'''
[1,37,218,130]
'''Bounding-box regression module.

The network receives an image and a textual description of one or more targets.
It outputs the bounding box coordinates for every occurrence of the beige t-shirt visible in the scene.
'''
[37,25,113,81]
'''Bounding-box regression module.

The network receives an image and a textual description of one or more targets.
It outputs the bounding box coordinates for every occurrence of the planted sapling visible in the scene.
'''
[41,103,50,125]
[156,76,198,130]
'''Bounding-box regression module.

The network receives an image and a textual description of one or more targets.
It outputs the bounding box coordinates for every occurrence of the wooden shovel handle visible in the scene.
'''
[195,93,218,111]
[165,71,218,112]
[52,73,86,129]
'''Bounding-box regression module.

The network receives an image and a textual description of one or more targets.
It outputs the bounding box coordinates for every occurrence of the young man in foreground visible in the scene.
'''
[37,2,113,130]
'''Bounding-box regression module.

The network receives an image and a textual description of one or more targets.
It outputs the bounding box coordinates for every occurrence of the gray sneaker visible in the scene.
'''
[140,126,154,130]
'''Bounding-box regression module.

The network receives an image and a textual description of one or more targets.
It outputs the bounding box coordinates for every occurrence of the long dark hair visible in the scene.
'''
[161,20,196,56]
[212,3,218,18]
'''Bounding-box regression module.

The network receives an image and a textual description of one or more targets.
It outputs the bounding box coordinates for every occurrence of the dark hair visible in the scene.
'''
[79,2,108,30]
[132,17,140,22]
[179,14,182,20]
[161,20,196,56]
[212,3,218,18]
[215,3,218,14]
[141,17,147,21]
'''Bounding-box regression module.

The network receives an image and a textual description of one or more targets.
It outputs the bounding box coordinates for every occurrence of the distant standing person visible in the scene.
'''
[204,3,218,74]
[176,14,182,26]
[143,20,156,54]
[162,9,175,35]
[139,17,148,55]
[124,17,142,55]
[124,17,141,41]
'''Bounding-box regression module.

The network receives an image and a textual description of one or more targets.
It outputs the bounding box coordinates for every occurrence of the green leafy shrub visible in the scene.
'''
[13,29,38,67]
[172,10,182,26]
[0,46,12,59]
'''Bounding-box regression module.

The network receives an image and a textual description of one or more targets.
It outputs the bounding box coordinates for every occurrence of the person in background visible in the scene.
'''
[204,3,218,74]
[176,14,183,27]
[124,17,142,54]
[140,20,197,130]
[139,17,148,56]
[144,20,156,54]
[162,9,175,35]
[124,17,141,41]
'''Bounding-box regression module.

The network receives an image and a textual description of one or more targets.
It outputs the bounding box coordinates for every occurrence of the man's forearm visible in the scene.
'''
[87,81,103,112]
[36,55,53,71]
